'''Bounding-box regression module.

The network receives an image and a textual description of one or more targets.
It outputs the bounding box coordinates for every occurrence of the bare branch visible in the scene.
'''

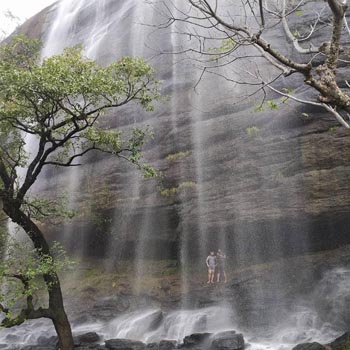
[266,83,350,128]
[281,0,319,54]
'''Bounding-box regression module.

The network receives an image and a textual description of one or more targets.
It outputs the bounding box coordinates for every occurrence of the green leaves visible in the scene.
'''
[0,35,160,197]
[208,38,236,54]
[23,194,76,223]
[83,127,123,154]
[0,238,74,316]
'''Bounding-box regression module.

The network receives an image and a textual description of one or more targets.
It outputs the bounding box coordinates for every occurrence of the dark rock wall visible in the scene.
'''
[18,0,350,265]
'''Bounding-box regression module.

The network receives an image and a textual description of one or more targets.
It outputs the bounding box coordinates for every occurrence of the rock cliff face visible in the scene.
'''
[16,0,350,265]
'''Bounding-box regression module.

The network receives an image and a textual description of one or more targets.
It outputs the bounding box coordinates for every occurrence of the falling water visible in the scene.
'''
[1,0,349,348]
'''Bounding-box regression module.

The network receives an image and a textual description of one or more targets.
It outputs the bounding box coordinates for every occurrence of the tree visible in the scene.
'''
[0,35,159,350]
[156,0,350,128]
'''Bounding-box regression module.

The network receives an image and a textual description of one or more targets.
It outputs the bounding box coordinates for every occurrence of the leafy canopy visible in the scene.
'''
[0,35,160,198]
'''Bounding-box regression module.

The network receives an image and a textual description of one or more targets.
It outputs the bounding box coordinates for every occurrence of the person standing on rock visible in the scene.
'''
[206,251,217,283]
[216,249,227,283]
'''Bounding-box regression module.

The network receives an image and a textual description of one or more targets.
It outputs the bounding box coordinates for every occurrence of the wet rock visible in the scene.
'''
[160,280,171,294]
[210,331,244,350]
[91,297,130,320]
[37,335,58,347]
[4,334,21,343]
[330,332,350,350]
[159,340,177,350]
[21,347,56,350]
[147,310,164,331]
[292,342,327,350]
[75,332,101,345]
[183,333,212,347]
[146,343,159,350]
[74,345,106,350]
[105,339,146,350]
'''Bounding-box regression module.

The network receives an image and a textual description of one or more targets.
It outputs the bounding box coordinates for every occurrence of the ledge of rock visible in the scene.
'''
[105,339,146,350]
[210,331,245,350]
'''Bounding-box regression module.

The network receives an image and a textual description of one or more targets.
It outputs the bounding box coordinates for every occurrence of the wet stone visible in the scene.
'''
[105,339,146,350]
[75,332,101,345]
[183,333,212,347]
[159,340,177,350]
[74,345,106,350]
[292,343,327,350]
[146,343,159,350]
[210,331,244,350]
[330,333,350,350]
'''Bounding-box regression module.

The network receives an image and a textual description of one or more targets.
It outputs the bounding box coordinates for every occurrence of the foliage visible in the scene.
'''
[159,181,196,197]
[0,36,160,187]
[0,34,160,215]
[300,112,312,121]
[165,150,191,162]
[328,126,339,133]
[22,194,76,223]
[0,211,8,258]
[246,126,260,138]
[0,237,73,319]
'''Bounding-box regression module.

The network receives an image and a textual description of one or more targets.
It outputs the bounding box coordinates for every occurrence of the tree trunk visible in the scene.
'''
[2,200,74,350]
[49,278,74,350]
[52,309,74,350]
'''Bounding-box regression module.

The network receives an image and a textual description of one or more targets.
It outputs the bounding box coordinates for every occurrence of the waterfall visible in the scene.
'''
[1,0,349,349]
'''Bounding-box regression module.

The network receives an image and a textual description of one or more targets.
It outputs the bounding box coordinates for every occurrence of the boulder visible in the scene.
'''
[210,331,244,350]
[144,310,164,332]
[37,335,58,347]
[105,339,146,350]
[74,346,106,350]
[74,345,106,350]
[292,343,327,350]
[183,333,212,347]
[159,340,177,350]
[330,332,350,350]
[21,347,56,350]
[146,343,159,350]
[75,332,101,345]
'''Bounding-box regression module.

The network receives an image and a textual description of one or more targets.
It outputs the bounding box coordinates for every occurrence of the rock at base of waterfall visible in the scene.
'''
[159,340,177,350]
[182,333,212,347]
[146,342,159,350]
[75,332,101,345]
[19,347,56,350]
[37,334,59,348]
[75,345,106,350]
[292,342,327,350]
[210,331,244,350]
[329,332,350,350]
[105,339,146,350]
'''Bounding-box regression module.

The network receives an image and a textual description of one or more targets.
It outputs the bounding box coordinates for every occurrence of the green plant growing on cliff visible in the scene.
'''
[246,126,260,138]
[165,150,191,162]
[0,35,160,350]
[159,181,196,197]
[79,177,115,229]
[160,0,350,128]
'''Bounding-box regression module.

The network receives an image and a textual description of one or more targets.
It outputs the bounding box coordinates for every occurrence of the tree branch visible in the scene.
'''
[281,0,319,54]
[0,273,53,328]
